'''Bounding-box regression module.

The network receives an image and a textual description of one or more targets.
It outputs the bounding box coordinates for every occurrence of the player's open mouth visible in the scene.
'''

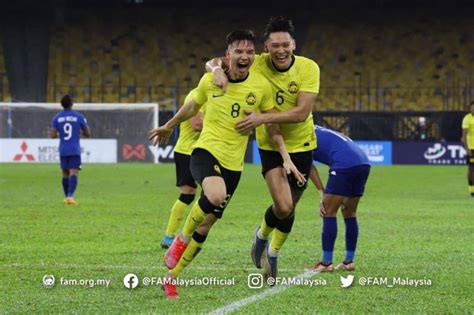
[237,62,249,69]
[275,55,288,62]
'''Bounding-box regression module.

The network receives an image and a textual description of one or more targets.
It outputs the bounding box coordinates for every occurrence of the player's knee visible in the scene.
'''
[341,204,357,218]
[180,185,196,195]
[206,192,227,208]
[273,200,294,219]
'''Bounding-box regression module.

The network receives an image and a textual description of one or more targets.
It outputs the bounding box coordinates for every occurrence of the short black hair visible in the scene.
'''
[61,95,73,109]
[264,16,295,39]
[226,29,256,47]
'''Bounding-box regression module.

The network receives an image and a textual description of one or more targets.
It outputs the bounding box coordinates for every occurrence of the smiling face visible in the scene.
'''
[226,39,256,79]
[264,32,296,70]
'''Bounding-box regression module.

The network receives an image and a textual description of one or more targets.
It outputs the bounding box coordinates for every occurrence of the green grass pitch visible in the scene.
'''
[0,163,472,313]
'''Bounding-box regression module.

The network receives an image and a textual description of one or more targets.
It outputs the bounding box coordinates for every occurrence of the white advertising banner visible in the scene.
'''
[0,139,117,163]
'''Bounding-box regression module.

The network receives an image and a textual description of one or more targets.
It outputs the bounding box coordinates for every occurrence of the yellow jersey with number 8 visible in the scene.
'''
[193,72,274,171]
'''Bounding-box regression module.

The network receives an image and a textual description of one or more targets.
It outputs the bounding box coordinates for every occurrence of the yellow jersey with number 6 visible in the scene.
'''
[253,53,320,153]
[193,72,274,171]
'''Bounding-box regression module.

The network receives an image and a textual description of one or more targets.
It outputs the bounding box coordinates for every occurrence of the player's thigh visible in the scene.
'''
[265,167,294,215]
[190,148,239,206]
[349,165,371,197]
[287,151,313,193]
[175,152,197,189]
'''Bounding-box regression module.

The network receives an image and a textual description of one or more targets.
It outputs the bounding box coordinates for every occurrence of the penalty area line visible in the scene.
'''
[208,269,320,315]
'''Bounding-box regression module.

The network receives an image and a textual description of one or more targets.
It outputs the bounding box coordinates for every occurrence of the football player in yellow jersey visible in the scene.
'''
[461,101,474,197]
[149,30,304,300]
[160,88,204,249]
[206,17,320,281]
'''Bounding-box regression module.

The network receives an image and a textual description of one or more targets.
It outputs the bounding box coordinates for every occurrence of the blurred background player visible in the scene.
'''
[461,101,474,197]
[49,95,91,205]
[149,29,303,299]
[309,125,370,272]
[161,88,204,248]
[207,16,319,281]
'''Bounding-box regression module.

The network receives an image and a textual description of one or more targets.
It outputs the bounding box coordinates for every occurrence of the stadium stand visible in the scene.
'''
[0,31,11,102]
[302,15,474,111]
[42,9,474,111]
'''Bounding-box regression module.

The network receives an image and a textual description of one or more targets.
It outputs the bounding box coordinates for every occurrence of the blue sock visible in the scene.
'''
[68,175,78,198]
[321,217,337,264]
[344,217,359,263]
[62,177,69,197]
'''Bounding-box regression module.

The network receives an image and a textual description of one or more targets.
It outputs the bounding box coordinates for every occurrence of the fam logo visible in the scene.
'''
[13,141,35,161]
[122,144,146,160]
[288,81,299,94]
[423,143,466,164]
[246,92,256,105]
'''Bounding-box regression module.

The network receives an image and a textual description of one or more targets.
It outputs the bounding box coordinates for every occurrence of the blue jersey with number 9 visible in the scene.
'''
[51,110,89,156]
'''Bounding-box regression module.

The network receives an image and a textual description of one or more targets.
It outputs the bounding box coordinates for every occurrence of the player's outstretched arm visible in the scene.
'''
[236,92,317,133]
[205,57,229,92]
[149,99,201,145]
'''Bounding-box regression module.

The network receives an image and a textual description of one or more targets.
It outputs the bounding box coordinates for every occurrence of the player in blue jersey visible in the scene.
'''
[308,126,370,272]
[50,95,91,205]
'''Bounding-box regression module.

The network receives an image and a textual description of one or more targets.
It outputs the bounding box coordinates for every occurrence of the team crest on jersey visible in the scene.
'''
[246,92,256,105]
[288,81,299,94]
[213,164,221,175]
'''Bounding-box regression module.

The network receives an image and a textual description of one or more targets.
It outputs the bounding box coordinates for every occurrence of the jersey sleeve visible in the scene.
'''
[299,59,320,94]
[462,115,469,129]
[194,74,210,105]
[80,115,89,130]
[51,116,58,129]
[259,80,274,112]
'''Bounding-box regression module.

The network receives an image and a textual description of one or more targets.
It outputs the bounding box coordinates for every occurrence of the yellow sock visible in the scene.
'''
[182,201,207,238]
[469,186,474,193]
[165,199,188,236]
[170,238,204,277]
[260,217,275,238]
[269,229,289,256]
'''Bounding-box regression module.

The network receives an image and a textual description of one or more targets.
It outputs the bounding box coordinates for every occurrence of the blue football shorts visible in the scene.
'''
[325,164,371,197]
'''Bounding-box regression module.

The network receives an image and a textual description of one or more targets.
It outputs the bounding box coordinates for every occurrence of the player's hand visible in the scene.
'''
[467,149,472,156]
[282,158,307,186]
[235,110,263,134]
[319,200,327,217]
[148,126,173,146]
[212,68,228,92]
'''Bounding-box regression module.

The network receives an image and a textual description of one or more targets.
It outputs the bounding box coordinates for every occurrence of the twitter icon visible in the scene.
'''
[340,275,354,288]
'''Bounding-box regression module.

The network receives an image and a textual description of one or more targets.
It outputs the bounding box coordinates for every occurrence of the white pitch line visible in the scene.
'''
[208,270,319,315]
[1,262,302,272]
